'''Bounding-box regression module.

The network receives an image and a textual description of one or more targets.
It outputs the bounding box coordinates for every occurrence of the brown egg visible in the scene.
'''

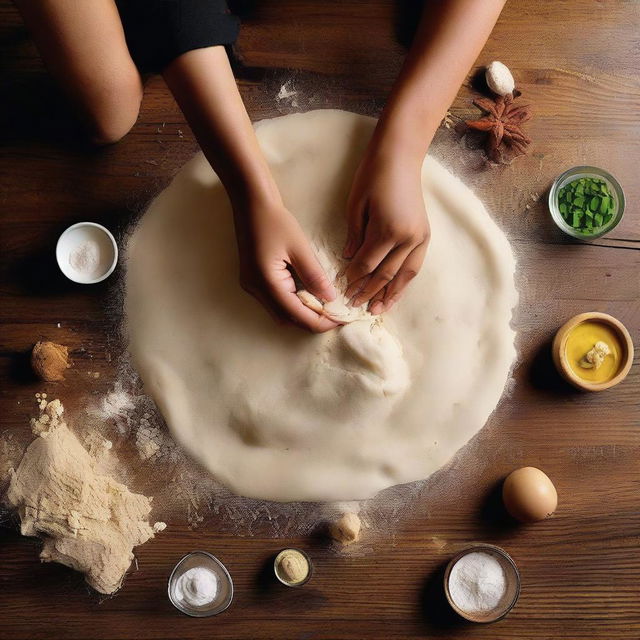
[502,467,558,523]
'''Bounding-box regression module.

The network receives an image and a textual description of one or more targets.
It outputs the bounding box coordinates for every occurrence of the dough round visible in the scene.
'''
[125,110,517,502]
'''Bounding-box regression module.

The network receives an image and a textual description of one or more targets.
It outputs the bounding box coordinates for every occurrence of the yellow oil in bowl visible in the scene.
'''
[553,312,633,391]
[565,321,622,384]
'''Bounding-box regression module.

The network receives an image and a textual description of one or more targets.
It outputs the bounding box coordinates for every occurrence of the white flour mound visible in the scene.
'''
[125,110,517,502]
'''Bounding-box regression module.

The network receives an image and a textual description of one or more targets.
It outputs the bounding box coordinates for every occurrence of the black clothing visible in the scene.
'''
[116,0,239,72]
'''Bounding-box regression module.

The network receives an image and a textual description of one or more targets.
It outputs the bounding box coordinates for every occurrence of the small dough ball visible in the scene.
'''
[502,467,558,523]
[485,60,515,96]
[329,512,362,545]
[31,341,70,382]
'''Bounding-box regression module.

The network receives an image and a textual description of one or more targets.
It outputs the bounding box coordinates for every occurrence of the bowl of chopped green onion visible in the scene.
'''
[549,166,624,239]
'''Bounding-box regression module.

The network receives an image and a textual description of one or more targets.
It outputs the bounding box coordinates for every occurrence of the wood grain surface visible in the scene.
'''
[1,1,639,639]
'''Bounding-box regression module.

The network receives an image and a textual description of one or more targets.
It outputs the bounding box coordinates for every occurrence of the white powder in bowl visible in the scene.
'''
[69,239,101,277]
[174,566,218,607]
[448,551,507,613]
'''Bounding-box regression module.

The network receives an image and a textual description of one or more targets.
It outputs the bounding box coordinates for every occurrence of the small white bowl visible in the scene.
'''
[56,222,118,284]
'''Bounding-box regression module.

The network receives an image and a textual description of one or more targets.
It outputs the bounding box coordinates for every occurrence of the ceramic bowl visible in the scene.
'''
[56,222,118,284]
[552,311,634,391]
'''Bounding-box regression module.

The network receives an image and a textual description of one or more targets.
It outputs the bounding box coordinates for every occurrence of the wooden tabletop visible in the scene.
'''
[1,1,638,638]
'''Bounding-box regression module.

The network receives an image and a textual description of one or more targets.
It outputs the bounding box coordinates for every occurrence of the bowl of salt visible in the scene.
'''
[168,551,234,617]
[443,544,520,623]
[56,222,118,284]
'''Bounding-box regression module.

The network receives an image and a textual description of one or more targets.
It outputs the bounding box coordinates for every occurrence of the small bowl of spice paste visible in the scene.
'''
[444,544,520,623]
[273,548,313,587]
[548,166,625,239]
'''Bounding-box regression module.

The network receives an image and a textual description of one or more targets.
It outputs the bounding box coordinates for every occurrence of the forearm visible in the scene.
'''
[163,46,280,212]
[373,0,507,162]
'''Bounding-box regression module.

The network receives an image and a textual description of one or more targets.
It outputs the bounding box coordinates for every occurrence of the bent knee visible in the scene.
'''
[90,114,136,146]
[86,75,143,146]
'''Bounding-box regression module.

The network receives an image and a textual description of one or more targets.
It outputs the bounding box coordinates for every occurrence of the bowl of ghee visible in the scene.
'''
[552,312,634,391]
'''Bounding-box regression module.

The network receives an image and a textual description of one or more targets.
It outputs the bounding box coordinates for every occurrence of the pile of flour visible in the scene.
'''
[3,398,165,594]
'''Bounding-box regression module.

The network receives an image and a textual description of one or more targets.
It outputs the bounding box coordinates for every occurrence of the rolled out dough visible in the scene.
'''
[125,110,517,502]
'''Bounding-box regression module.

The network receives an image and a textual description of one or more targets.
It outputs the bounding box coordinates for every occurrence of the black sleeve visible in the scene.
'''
[117,0,240,72]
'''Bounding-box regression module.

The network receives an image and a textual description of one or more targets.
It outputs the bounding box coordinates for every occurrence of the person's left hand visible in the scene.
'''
[343,151,430,314]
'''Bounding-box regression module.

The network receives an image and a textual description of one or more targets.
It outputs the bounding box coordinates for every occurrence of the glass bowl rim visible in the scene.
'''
[443,543,521,623]
[167,550,234,617]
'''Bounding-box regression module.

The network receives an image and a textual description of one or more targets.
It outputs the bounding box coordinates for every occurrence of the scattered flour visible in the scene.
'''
[84,431,113,460]
[276,81,299,108]
[0,432,22,489]
[135,421,162,461]
[90,382,135,423]
[87,383,179,462]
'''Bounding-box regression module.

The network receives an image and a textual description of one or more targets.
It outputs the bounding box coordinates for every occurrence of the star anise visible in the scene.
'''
[465,93,533,163]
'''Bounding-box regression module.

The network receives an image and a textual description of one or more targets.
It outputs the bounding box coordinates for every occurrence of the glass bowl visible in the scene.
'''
[443,544,521,623]
[167,551,234,617]
[548,166,625,240]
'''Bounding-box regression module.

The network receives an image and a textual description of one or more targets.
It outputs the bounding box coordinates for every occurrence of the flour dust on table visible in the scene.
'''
[125,110,518,502]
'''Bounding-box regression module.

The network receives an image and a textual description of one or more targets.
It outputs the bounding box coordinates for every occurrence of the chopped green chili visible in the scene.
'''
[557,177,616,234]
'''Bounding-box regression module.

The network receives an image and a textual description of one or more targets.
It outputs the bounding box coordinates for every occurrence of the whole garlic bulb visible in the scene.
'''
[485,61,515,96]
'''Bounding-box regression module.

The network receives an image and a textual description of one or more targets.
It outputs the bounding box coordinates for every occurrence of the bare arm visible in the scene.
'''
[164,47,337,332]
[13,0,143,144]
[372,0,507,166]
[345,0,507,313]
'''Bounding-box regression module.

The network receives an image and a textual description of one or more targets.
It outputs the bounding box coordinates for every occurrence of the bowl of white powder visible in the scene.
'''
[56,222,118,284]
[168,551,234,617]
[443,544,520,623]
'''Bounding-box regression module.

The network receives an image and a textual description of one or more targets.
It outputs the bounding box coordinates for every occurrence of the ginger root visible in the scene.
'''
[31,341,70,382]
[579,341,611,370]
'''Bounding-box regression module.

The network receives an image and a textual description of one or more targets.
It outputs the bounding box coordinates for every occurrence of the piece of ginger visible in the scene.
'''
[579,341,611,370]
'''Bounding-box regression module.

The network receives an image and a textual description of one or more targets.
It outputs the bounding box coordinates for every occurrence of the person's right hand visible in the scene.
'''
[233,203,339,333]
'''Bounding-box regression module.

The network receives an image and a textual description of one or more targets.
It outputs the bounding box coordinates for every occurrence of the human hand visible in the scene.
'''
[234,203,339,333]
[343,151,430,314]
